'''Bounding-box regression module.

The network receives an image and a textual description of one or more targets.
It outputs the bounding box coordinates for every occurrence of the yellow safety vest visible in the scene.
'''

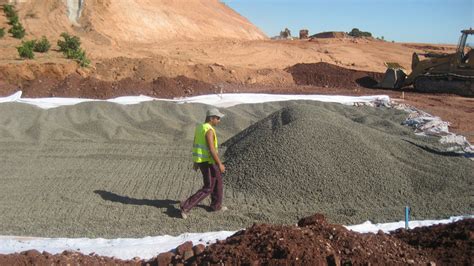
[192,123,218,164]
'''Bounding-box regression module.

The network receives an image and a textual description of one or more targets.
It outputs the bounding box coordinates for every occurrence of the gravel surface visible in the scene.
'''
[223,102,473,224]
[0,100,471,238]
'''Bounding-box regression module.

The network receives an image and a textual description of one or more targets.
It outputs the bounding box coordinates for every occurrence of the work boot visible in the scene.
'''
[214,206,228,212]
[180,209,188,219]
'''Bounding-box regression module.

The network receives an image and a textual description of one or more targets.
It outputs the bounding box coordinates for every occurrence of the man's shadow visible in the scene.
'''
[94,190,212,218]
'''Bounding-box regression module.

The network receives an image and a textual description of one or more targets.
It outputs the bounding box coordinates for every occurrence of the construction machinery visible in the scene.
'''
[377,29,474,97]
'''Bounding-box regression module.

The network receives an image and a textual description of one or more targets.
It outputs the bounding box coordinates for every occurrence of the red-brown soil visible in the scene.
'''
[17,74,219,99]
[189,214,433,265]
[1,215,471,265]
[391,219,474,265]
[286,62,384,88]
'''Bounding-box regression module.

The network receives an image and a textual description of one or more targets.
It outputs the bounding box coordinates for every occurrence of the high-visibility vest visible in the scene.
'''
[192,123,218,164]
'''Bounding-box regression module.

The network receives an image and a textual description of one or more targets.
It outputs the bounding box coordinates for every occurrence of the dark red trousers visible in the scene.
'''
[180,163,223,213]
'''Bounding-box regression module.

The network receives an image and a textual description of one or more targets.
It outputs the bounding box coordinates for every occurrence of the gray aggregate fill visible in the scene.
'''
[223,102,473,224]
[0,100,471,238]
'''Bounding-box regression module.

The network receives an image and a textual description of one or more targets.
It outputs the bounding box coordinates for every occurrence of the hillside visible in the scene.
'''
[13,0,266,44]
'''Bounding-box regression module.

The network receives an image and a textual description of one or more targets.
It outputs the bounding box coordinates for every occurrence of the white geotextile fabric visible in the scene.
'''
[395,103,473,154]
[0,91,390,109]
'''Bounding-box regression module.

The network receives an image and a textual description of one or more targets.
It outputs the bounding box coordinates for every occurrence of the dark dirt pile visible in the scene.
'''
[2,215,471,265]
[0,250,139,266]
[223,103,473,224]
[190,214,432,265]
[17,74,218,99]
[286,62,384,88]
[164,215,473,265]
[391,218,474,265]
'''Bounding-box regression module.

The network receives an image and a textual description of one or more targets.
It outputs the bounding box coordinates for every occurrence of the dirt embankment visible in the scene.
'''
[286,62,384,88]
[14,0,266,45]
[22,74,218,99]
[1,215,471,265]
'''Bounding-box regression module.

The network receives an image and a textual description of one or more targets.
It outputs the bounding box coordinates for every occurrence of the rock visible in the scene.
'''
[297,213,327,227]
[156,252,174,266]
[246,77,257,84]
[42,251,52,258]
[326,254,341,266]
[183,250,194,261]
[176,241,193,255]
[22,249,41,257]
[193,244,205,256]
[468,231,474,240]
[76,68,89,77]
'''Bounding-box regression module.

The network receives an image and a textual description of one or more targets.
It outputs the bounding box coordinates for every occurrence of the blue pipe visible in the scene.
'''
[405,206,410,229]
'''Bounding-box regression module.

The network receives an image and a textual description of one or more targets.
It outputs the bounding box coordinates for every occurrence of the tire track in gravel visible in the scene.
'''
[0,100,471,238]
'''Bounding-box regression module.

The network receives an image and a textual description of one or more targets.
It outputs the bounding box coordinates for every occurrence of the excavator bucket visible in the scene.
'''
[377,68,407,89]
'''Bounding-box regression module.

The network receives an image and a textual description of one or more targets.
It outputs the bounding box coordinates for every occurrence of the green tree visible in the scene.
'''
[57,32,81,52]
[17,40,35,59]
[57,32,90,67]
[7,14,19,25]
[66,48,90,67]
[3,4,16,18]
[348,28,372,38]
[8,22,25,39]
[34,36,51,53]
[0,28,5,38]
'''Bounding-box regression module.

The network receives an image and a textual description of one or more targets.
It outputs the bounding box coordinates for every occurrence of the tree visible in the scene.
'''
[3,4,16,18]
[34,36,51,53]
[17,40,35,59]
[8,22,25,39]
[57,32,90,67]
[348,28,372,38]
[57,32,81,52]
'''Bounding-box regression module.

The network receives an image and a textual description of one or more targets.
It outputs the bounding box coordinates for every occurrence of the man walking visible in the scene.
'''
[180,108,226,219]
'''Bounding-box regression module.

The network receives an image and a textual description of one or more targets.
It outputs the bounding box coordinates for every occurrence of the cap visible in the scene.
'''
[206,108,225,118]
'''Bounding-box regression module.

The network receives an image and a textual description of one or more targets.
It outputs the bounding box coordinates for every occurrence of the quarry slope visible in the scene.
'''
[14,0,266,45]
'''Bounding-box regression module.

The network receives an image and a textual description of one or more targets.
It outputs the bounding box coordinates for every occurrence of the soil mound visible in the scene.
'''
[310,31,347,39]
[286,62,384,88]
[0,250,137,266]
[223,103,473,223]
[190,214,432,265]
[2,216,472,265]
[392,218,474,265]
[20,73,217,99]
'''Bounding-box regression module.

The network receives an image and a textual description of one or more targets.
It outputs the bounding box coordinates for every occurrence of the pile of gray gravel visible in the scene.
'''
[223,102,473,224]
[0,100,471,237]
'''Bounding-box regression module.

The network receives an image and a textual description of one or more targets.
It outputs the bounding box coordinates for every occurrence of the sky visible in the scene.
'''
[223,0,474,44]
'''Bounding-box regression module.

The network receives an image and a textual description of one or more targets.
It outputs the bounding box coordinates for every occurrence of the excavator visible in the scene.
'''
[377,29,474,97]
